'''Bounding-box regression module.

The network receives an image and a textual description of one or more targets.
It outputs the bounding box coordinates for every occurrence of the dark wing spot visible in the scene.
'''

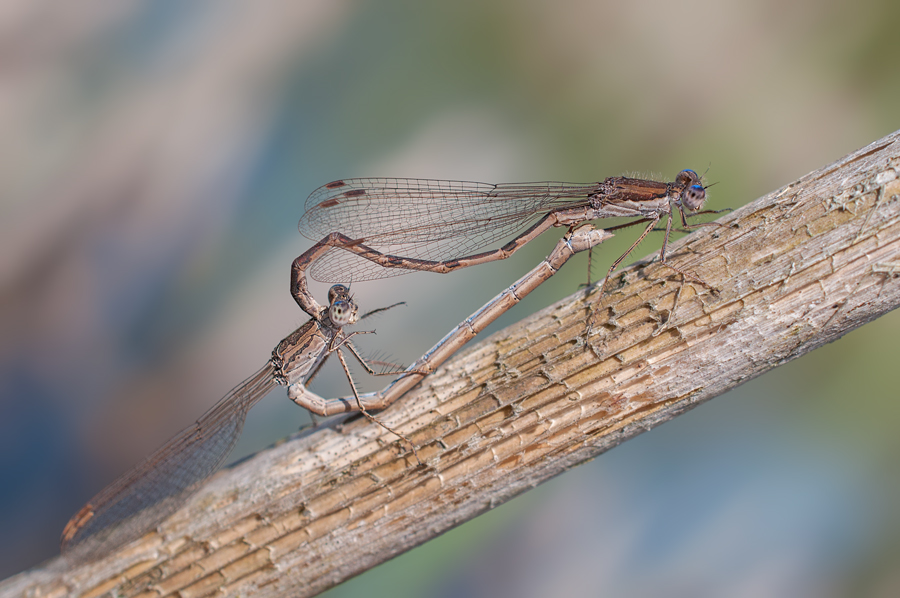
[344,189,367,197]
[325,180,346,189]
[320,198,340,208]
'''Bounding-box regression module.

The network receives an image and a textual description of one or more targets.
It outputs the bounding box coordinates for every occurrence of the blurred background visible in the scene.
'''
[1,0,899,595]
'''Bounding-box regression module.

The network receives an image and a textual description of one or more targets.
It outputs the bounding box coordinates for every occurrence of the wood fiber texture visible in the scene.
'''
[4,129,900,598]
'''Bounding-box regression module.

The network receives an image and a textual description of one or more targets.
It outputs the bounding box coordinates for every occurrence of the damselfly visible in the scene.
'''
[291,170,715,319]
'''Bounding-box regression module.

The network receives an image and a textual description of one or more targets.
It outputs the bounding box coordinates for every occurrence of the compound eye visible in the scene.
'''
[329,300,355,326]
[327,284,350,304]
[675,169,700,186]
[682,184,706,211]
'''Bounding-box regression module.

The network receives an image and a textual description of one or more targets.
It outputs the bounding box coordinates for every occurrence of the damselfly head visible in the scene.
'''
[327,284,359,326]
[675,169,707,212]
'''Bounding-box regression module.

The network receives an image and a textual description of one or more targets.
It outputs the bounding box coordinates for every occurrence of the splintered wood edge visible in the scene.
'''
[5,129,900,598]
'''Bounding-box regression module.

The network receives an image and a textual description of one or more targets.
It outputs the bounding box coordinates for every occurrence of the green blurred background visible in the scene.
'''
[2,0,899,594]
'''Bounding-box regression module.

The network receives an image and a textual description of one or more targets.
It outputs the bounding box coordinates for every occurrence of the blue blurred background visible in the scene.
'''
[2,1,899,595]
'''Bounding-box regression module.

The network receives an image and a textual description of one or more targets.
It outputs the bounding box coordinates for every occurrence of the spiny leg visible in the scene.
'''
[586,214,664,339]
[654,211,710,289]
[359,301,406,321]
[341,338,434,378]
[585,244,593,288]
[308,326,378,387]
[334,348,422,465]
[581,218,657,289]
[596,214,661,297]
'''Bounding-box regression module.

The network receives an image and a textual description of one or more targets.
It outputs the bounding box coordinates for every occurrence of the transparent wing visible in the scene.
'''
[61,364,277,558]
[299,178,600,282]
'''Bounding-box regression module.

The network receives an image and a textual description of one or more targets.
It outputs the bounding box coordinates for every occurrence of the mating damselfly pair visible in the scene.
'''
[61,168,720,557]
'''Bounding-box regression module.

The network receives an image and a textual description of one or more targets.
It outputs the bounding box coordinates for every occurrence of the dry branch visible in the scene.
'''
[4,129,900,598]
